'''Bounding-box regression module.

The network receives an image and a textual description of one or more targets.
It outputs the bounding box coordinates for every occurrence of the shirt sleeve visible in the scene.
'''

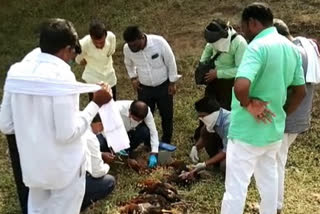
[0,91,14,134]
[86,131,110,178]
[160,37,180,82]
[291,52,306,86]
[217,38,248,79]
[123,45,138,79]
[53,96,99,144]
[236,45,262,82]
[200,43,214,63]
[107,31,116,56]
[144,108,159,153]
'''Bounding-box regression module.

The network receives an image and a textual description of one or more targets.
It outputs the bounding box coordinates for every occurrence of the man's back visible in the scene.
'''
[229,27,305,145]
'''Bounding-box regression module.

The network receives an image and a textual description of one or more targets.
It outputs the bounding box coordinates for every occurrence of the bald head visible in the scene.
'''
[129,100,148,120]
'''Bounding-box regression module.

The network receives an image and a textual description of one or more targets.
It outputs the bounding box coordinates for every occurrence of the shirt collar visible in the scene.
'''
[144,34,154,49]
[253,26,277,41]
[36,52,71,71]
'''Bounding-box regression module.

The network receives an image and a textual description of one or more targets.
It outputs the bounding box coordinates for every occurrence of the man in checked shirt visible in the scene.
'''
[123,26,181,144]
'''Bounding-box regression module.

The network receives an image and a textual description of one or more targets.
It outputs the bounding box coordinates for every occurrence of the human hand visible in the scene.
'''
[131,79,141,91]
[92,84,113,107]
[148,154,158,168]
[246,99,275,123]
[204,69,217,83]
[168,82,177,95]
[101,152,115,164]
[189,146,199,163]
[194,162,206,172]
[80,59,87,66]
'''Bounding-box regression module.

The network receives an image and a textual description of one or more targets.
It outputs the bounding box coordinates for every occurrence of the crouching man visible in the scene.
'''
[81,129,116,211]
[98,100,160,168]
[189,97,230,174]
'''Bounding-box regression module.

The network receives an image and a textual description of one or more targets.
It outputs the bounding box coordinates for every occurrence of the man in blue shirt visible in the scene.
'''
[189,97,230,173]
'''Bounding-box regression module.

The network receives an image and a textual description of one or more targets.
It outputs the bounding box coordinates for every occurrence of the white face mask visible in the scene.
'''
[211,29,232,52]
[199,110,220,133]
[129,117,142,128]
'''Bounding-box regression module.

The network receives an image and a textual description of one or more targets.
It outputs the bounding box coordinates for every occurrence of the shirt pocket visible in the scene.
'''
[149,53,163,68]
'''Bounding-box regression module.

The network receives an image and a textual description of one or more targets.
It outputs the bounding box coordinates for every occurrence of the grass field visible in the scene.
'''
[0,0,320,213]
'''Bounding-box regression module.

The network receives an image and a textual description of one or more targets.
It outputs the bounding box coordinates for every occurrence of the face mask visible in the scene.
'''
[211,29,232,52]
[199,110,220,133]
[130,117,142,128]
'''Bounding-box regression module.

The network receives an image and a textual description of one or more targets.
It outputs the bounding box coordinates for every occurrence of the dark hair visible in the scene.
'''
[273,18,290,37]
[123,26,143,42]
[195,97,220,114]
[39,18,78,54]
[129,100,148,119]
[207,18,228,32]
[89,19,106,39]
[242,2,273,27]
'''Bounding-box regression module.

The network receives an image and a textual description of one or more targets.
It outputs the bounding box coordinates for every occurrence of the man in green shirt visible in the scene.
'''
[221,3,306,214]
[200,18,247,110]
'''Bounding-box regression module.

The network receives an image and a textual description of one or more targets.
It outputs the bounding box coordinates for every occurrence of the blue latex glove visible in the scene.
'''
[148,154,158,168]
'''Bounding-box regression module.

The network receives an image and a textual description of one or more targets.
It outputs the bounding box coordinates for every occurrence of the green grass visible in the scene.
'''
[1,0,320,213]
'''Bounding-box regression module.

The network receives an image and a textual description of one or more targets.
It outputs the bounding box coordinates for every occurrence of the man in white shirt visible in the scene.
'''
[99,100,160,168]
[0,18,112,214]
[81,130,115,211]
[123,26,180,144]
[76,19,117,100]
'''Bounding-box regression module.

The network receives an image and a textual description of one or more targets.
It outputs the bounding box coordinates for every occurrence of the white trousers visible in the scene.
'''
[221,139,281,214]
[276,133,298,210]
[28,165,86,214]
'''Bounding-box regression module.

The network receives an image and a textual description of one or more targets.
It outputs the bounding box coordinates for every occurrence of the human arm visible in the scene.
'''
[285,85,306,115]
[144,108,159,153]
[123,45,138,79]
[53,87,112,144]
[234,78,274,123]
[0,92,14,134]
[161,37,180,84]
[285,54,306,115]
[199,43,214,63]
[86,131,110,178]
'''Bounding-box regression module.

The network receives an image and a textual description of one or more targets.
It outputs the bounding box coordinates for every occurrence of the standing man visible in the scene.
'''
[0,18,112,214]
[200,18,247,110]
[273,18,318,214]
[221,3,306,214]
[76,19,117,100]
[123,26,180,144]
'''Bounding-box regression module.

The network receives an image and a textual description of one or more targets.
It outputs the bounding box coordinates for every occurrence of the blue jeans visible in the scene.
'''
[81,174,115,211]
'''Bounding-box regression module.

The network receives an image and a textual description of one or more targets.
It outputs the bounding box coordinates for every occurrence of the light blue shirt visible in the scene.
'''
[213,108,230,152]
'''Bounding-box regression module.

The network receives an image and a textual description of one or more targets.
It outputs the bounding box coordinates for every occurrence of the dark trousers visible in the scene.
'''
[205,78,234,111]
[138,81,173,143]
[6,135,29,214]
[98,123,151,157]
[89,86,117,123]
[80,174,115,211]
